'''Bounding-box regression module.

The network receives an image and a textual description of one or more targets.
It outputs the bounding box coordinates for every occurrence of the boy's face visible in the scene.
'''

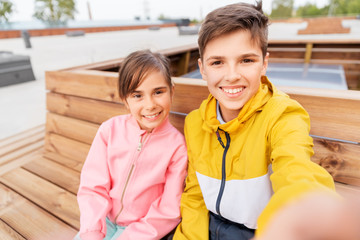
[125,70,173,132]
[198,29,268,122]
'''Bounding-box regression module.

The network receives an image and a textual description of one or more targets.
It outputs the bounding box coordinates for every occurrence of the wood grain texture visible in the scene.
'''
[46,112,99,145]
[0,168,80,229]
[43,150,83,172]
[46,92,127,124]
[0,183,77,239]
[0,219,25,240]
[23,156,80,194]
[45,133,90,165]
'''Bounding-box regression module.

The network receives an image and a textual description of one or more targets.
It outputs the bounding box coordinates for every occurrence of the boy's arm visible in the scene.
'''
[173,116,210,240]
[256,104,336,237]
[77,123,112,240]
[117,144,188,240]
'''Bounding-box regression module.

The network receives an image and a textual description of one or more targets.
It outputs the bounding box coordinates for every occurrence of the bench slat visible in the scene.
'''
[43,151,83,172]
[45,133,90,165]
[23,156,80,194]
[0,219,25,240]
[0,183,77,239]
[0,168,80,229]
[47,112,99,145]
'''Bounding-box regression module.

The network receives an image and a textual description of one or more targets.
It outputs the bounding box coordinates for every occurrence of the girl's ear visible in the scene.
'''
[123,98,130,109]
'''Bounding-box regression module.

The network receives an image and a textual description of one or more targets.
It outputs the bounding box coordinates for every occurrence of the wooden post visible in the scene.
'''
[304,43,313,64]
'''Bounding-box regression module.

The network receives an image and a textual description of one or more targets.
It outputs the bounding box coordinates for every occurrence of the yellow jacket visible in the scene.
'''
[174,77,335,239]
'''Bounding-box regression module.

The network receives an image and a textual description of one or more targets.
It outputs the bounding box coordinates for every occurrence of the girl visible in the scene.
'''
[75,50,188,240]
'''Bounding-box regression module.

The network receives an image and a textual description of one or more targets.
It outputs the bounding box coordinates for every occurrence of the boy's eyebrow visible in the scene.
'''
[205,53,261,61]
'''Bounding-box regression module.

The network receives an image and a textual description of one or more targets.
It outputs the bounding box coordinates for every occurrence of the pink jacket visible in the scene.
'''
[77,114,188,240]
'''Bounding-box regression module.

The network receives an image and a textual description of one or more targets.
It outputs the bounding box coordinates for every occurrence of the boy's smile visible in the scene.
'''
[199,29,268,122]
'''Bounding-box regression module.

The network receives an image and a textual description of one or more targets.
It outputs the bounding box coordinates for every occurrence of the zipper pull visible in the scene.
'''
[137,140,142,151]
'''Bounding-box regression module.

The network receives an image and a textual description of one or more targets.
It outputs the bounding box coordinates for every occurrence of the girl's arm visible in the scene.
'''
[77,123,112,240]
[117,144,188,240]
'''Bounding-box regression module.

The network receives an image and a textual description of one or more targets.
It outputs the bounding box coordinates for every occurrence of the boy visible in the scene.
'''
[173,1,335,239]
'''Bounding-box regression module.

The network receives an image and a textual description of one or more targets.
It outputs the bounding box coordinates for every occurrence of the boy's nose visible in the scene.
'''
[226,65,242,82]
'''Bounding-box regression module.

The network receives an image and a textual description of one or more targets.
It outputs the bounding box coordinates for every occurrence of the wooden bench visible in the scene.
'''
[1,45,360,239]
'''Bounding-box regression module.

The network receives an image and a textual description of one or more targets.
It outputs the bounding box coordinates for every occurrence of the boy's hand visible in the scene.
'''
[253,192,360,240]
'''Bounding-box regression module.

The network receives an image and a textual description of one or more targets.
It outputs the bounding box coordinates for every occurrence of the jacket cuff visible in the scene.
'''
[79,231,105,240]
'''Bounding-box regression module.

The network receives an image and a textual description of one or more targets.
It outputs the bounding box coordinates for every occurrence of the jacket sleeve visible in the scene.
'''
[173,118,210,240]
[77,122,112,240]
[256,102,336,237]
[117,143,188,240]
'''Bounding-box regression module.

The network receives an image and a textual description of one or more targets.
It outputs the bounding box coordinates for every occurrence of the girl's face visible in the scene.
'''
[125,70,173,132]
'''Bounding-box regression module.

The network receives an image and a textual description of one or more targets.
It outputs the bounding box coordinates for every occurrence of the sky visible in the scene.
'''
[9,0,330,22]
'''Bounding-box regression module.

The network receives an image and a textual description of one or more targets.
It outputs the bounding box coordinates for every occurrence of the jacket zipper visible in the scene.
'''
[114,133,149,222]
[215,129,231,217]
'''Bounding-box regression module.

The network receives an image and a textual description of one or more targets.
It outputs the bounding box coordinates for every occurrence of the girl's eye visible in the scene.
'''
[132,94,142,99]
[154,90,164,95]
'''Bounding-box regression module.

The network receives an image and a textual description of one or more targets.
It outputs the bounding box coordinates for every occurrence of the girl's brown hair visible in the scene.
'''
[118,50,172,100]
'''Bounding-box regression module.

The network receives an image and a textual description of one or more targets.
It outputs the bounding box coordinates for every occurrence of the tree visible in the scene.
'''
[329,0,360,16]
[33,0,76,27]
[0,0,14,22]
[296,3,329,17]
[270,0,294,18]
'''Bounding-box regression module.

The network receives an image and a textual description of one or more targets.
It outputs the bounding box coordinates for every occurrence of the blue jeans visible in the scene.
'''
[74,217,126,240]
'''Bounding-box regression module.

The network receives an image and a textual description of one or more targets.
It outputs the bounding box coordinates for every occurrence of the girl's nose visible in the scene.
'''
[144,96,156,110]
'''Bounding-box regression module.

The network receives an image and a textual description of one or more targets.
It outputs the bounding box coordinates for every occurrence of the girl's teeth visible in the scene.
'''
[145,113,159,119]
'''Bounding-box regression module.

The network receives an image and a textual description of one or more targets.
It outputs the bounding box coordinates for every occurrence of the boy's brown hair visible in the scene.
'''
[118,49,172,100]
[198,1,269,60]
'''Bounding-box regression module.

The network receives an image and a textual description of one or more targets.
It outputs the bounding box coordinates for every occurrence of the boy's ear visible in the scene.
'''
[198,58,206,81]
[261,52,270,76]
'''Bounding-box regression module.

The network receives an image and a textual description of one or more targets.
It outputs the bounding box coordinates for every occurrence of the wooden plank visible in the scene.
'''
[0,125,44,148]
[0,168,80,229]
[0,150,42,177]
[46,70,121,102]
[43,151,83,172]
[45,133,90,165]
[0,219,25,240]
[0,183,77,239]
[0,129,44,159]
[312,138,360,187]
[46,92,127,124]
[46,112,99,145]
[335,182,360,202]
[0,139,44,167]
[23,156,80,194]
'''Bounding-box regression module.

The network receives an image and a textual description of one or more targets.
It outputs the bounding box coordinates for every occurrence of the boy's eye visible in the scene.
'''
[242,59,254,63]
[211,60,222,66]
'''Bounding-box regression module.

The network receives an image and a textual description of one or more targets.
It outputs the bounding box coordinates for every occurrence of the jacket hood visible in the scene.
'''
[200,76,281,133]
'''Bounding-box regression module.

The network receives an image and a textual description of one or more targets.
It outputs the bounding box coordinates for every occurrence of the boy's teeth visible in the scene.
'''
[145,113,159,119]
[223,87,243,94]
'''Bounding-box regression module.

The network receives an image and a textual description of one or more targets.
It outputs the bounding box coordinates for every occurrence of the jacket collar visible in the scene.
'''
[128,114,172,136]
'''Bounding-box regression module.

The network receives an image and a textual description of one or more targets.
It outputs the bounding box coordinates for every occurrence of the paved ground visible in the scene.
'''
[1,20,359,140]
